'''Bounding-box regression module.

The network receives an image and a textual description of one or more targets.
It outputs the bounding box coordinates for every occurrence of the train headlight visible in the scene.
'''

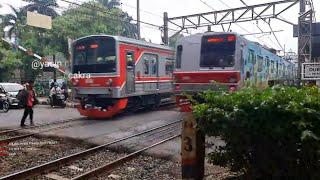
[175,84,181,91]
[72,79,79,86]
[107,78,113,86]
[229,86,237,92]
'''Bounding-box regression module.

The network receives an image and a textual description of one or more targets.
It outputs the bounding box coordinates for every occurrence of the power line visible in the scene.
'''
[199,0,216,11]
[199,0,270,47]
[54,5,177,33]
[238,0,285,52]
[120,2,163,19]
[58,0,185,34]
[216,0,280,50]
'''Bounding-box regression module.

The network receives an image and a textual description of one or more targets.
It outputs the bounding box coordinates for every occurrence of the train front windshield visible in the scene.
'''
[200,35,236,68]
[73,37,116,74]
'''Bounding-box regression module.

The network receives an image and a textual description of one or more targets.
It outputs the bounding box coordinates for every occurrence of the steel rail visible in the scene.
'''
[72,134,181,180]
[0,120,182,180]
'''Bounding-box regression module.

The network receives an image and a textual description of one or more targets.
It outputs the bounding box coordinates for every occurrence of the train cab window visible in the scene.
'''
[176,45,183,69]
[143,58,149,75]
[151,58,157,75]
[73,36,116,74]
[271,61,275,73]
[200,35,236,68]
[165,58,174,76]
[126,52,134,68]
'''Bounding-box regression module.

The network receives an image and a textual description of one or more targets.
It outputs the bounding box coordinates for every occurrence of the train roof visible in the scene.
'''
[74,35,174,52]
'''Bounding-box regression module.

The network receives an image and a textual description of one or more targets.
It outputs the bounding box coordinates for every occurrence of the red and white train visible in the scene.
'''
[71,35,174,118]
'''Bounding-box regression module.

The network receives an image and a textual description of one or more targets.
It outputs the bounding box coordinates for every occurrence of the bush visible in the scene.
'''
[193,86,320,179]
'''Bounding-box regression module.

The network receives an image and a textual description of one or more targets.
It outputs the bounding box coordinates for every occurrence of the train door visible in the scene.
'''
[150,55,159,91]
[126,51,135,93]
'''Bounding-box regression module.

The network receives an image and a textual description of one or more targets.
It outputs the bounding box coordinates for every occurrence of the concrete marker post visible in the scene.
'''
[177,95,205,179]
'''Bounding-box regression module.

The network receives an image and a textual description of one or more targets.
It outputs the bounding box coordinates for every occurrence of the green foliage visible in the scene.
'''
[0,41,22,81]
[194,86,320,179]
[23,2,138,58]
[0,1,137,82]
[1,5,26,39]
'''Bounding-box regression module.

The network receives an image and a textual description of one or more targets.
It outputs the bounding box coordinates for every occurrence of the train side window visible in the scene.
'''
[257,56,263,72]
[266,57,270,73]
[271,61,274,73]
[142,53,158,75]
[266,57,270,68]
[248,50,255,64]
[165,58,174,76]
[176,45,183,69]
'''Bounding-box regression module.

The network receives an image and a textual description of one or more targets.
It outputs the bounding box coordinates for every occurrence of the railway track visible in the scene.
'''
[0,120,182,180]
[72,135,180,180]
[0,118,85,144]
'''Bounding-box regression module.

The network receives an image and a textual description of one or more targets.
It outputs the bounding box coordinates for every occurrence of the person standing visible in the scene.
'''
[18,83,37,127]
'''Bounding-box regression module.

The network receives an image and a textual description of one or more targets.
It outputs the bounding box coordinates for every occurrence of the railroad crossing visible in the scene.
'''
[0,0,319,179]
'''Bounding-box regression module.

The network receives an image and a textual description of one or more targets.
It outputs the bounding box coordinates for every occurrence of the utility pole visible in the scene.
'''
[163,12,169,45]
[297,0,313,87]
[53,54,56,82]
[207,25,212,32]
[297,0,305,87]
[137,0,140,40]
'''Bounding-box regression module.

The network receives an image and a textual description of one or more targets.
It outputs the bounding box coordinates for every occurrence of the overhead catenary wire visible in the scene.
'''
[54,5,175,33]
[217,0,280,49]
[120,2,163,19]
[238,0,285,52]
[58,0,188,34]
[199,0,271,48]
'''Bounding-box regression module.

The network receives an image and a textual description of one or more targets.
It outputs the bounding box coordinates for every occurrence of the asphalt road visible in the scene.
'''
[0,105,82,129]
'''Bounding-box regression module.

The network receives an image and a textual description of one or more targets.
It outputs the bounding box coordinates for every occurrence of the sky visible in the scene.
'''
[0,0,319,54]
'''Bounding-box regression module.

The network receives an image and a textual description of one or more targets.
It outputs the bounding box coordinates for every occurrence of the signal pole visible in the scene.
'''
[137,0,141,39]
[297,0,313,87]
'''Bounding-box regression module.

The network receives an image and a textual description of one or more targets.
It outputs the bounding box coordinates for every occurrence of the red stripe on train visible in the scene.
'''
[174,71,241,84]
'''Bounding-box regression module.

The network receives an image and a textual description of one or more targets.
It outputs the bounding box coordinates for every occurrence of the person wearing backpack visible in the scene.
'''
[18,82,38,127]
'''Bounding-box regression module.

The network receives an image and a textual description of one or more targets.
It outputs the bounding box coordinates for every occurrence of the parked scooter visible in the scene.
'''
[0,93,9,113]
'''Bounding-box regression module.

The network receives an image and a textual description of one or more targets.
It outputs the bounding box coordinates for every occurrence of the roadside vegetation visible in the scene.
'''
[194,86,320,179]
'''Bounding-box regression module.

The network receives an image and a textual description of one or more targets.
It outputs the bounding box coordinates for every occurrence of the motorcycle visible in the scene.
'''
[49,92,66,108]
[0,93,10,113]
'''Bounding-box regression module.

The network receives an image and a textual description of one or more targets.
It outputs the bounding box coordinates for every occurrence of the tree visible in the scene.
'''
[96,0,120,9]
[1,5,26,40]
[0,41,22,81]
[96,0,138,39]
[36,2,138,58]
[22,0,59,18]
